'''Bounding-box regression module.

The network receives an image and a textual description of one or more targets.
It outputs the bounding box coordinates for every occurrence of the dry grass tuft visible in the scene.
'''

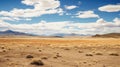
[41,57,48,60]
[78,51,83,53]
[53,56,58,59]
[86,54,93,56]
[30,60,44,66]
[109,53,119,56]
[1,46,5,49]
[26,55,34,58]
[64,48,70,50]
[39,50,42,52]
[95,53,103,55]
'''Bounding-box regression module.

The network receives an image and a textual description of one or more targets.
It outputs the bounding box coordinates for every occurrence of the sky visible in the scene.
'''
[0,0,120,35]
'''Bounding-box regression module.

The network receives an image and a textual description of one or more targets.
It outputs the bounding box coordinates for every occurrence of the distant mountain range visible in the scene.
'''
[0,30,89,38]
[51,33,88,37]
[0,30,120,38]
[0,30,33,36]
[92,33,120,38]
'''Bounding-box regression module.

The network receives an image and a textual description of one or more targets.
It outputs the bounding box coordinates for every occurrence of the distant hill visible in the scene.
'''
[92,33,120,38]
[0,30,34,36]
[52,33,87,37]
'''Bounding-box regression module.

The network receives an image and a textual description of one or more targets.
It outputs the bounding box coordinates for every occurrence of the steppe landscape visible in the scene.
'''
[0,37,120,67]
[0,0,120,67]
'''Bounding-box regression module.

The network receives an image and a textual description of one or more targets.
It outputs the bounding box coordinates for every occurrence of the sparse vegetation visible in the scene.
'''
[64,48,70,50]
[56,53,62,57]
[1,46,5,49]
[86,54,93,56]
[53,56,58,59]
[41,57,48,60]
[26,46,30,47]
[2,50,6,52]
[0,38,120,67]
[39,50,42,52]
[53,54,62,59]
[78,51,83,53]
[109,53,119,56]
[26,55,34,58]
[95,53,103,55]
[83,61,87,64]
[30,60,44,66]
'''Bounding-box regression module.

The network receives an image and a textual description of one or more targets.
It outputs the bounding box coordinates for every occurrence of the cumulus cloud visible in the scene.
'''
[76,10,99,18]
[0,17,14,21]
[0,0,64,21]
[0,19,11,31]
[113,17,120,25]
[65,5,77,10]
[96,18,106,24]
[0,18,120,35]
[98,4,120,12]
[0,17,21,21]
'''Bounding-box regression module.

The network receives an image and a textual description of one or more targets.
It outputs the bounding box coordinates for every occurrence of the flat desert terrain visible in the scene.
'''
[0,37,120,67]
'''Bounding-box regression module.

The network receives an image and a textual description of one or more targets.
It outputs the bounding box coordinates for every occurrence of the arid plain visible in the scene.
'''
[0,37,120,67]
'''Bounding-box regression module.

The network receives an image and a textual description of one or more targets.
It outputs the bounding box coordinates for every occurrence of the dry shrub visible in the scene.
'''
[78,51,83,53]
[95,53,103,55]
[26,55,34,58]
[41,57,48,60]
[1,46,5,49]
[64,48,70,50]
[30,60,44,66]
[53,56,58,59]
[86,54,93,56]
[39,50,42,52]
[109,53,119,56]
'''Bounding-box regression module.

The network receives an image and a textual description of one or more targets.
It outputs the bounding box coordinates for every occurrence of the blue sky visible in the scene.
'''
[0,0,120,35]
[0,0,119,23]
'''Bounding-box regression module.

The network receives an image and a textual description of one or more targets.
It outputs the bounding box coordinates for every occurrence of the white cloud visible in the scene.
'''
[113,17,120,25]
[98,4,120,12]
[96,18,106,24]
[0,19,3,22]
[0,17,21,21]
[25,18,32,21]
[0,19,11,30]
[76,10,99,18]
[0,17,14,21]
[65,5,77,10]
[0,18,120,35]
[0,0,64,21]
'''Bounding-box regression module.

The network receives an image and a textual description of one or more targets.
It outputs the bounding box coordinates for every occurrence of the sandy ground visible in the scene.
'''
[0,38,120,67]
